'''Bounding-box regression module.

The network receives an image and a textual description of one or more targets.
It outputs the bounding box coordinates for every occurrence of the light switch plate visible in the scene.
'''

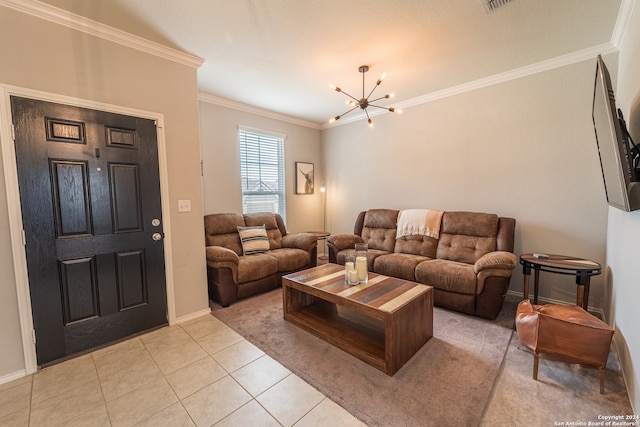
[177,199,191,212]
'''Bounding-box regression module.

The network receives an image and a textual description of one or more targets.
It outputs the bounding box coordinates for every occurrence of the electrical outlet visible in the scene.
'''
[177,199,191,212]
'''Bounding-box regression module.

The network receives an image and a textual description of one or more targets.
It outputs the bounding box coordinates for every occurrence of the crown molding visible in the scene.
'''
[322,43,619,130]
[611,0,637,48]
[0,0,204,69]
[395,43,618,111]
[198,93,322,130]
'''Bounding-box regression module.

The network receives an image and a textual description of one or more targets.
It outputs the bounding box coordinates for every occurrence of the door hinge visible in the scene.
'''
[21,229,26,246]
[200,160,204,176]
[11,124,16,141]
[32,329,36,344]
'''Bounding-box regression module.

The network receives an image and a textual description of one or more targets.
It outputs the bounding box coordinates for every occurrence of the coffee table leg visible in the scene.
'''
[283,283,313,318]
[386,289,433,375]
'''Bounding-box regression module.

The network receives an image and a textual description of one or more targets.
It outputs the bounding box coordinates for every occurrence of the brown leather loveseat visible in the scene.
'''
[205,212,318,306]
[327,209,517,319]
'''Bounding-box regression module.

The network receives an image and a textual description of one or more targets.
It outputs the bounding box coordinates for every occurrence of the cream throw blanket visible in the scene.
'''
[396,209,444,239]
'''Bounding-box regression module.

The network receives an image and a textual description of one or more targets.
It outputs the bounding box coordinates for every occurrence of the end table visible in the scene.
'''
[519,254,601,310]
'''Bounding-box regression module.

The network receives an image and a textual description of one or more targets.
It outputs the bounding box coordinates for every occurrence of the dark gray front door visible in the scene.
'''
[11,96,168,366]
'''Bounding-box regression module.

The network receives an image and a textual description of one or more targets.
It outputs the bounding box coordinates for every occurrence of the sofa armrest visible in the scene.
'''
[206,245,239,264]
[282,232,318,252]
[326,234,364,252]
[474,251,517,274]
[206,246,239,284]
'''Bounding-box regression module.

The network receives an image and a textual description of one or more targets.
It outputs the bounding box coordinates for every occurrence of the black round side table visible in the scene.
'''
[519,253,601,310]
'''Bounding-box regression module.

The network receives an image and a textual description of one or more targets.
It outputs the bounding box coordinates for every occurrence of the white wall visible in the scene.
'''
[322,59,611,307]
[199,99,324,234]
[608,0,640,412]
[0,6,209,379]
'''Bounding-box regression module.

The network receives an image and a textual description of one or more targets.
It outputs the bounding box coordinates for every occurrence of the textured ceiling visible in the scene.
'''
[38,0,623,126]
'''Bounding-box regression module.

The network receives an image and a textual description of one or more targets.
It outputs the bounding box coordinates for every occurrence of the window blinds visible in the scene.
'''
[239,128,286,222]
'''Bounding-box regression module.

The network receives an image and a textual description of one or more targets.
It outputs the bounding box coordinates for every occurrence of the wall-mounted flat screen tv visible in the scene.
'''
[592,55,640,211]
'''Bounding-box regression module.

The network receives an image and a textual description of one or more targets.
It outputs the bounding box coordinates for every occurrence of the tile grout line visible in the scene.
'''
[91,353,112,427]
[219,371,293,427]
[139,328,191,426]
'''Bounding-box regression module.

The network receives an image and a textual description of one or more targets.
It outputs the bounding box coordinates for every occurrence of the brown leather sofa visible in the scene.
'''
[204,212,318,306]
[327,209,517,319]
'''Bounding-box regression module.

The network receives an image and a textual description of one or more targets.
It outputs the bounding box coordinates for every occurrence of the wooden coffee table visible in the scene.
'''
[282,264,433,375]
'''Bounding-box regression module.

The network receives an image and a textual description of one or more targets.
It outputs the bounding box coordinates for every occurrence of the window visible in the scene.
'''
[238,126,286,222]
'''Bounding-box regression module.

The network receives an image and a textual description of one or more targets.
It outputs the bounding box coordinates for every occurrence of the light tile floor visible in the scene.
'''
[0,314,366,427]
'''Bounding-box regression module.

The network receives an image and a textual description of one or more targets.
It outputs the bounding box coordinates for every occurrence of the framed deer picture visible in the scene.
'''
[296,162,314,195]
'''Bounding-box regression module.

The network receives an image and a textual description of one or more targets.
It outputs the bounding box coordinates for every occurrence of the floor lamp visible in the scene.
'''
[319,179,327,259]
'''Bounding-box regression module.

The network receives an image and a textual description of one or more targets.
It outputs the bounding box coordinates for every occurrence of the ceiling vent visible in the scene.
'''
[481,0,513,12]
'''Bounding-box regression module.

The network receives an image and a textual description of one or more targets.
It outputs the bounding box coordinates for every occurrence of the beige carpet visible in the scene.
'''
[212,288,515,427]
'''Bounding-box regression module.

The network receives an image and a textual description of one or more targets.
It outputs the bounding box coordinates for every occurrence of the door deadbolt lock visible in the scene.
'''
[152,219,161,227]
[152,233,163,241]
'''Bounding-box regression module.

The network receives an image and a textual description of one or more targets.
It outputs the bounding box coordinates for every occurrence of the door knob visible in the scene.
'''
[152,233,162,241]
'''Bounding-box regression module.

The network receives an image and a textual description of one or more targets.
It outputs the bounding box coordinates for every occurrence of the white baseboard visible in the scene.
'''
[0,369,28,386]
[175,308,212,325]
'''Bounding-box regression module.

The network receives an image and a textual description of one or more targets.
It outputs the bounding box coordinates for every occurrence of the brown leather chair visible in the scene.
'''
[515,299,614,393]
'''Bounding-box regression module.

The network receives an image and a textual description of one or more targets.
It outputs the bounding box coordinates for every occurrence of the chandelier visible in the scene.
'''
[329,65,401,127]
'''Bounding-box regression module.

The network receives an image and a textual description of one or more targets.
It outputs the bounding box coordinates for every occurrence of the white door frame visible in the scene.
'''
[0,84,177,374]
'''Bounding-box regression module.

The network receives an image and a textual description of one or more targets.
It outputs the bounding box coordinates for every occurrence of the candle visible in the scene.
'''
[348,269,358,284]
[356,256,367,282]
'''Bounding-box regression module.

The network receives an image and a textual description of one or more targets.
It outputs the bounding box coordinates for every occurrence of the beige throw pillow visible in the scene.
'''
[237,225,270,255]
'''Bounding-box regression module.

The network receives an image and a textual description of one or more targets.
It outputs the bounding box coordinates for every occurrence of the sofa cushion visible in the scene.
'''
[237,253,279,283]
[361,209,398,252]
[415,259,477,295]
[394,235,438,257]
[204,213,245,255]
[237,225,270,255]
[268,248,311,272]
[374,253,431,281]
[436,212,499,264]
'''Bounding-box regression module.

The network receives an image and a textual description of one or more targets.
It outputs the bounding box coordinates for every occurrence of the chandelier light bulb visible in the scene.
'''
[368,119,373,127]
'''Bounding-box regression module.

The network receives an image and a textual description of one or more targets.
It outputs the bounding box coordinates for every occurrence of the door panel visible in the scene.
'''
[60,256,99,324]
[50,160,92,237]
[117,250,147,309]
[11,96,168,365]
[110,163,143,232]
